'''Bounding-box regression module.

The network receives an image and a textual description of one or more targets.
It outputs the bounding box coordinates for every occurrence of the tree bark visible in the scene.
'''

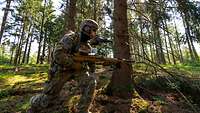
[176,0,199,61]
[163,29,171,64]
[26,27,34,64]
[37,0,47,64]
[182,13,196,61]
[10,36,17,64]
[63,0,77,34]
[14,22,25,65]
[0,0,12,43]
[22,24,32,64]
[163,20,176,64]
[106,0,134,99]
[149,0,166,64]
[93,0,97,21]
[41,24,48,64]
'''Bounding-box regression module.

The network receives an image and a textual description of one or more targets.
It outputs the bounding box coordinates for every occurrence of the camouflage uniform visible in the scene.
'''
[29,31,97,113]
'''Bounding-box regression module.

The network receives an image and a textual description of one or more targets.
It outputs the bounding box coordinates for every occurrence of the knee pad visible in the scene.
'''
[30,94,49,108]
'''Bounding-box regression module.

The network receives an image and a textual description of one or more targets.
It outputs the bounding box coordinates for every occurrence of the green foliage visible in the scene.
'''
[135,63,200,109]
[0,64,48,113]
[0,94,32,113]
[166,81,181,90]
[0,89,10,99]
[28,53,37,64]
[0,64,49,79]
[16,99,30,111]
[48,16,65,44]
[0,56,10,65]
[152,96,166,105]
[0,46,10,64]
[165,63,200,77]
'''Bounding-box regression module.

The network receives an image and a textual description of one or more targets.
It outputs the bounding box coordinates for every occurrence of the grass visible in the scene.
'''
[0,64,48,112]
[134,62,200,112]
[0,63,200,113]
[0,64,49,78]
[0,94,32,113]
[164,63,200,77]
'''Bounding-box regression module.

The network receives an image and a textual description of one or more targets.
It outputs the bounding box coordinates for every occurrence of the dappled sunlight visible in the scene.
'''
[132,98,149,111]
[0,95,32,113]
[0,69,48,112]
[1,74,47,88]
[0,64,200,112]
[0,0,199,112]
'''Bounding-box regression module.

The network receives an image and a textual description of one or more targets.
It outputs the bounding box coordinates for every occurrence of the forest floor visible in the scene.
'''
[0,64,200,113]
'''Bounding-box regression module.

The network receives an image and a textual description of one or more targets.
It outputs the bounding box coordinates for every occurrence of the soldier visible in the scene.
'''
[28,19,99,113]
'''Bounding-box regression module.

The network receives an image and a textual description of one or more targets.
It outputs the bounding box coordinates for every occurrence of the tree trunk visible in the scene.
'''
[176,0,199,62]
[173,16,184,63]
[22,24,32,64]
[106,0,134,100]
[153,24,166,64]
[190,37,199,61]
[10,35,17,64]
[182,13,196,61]
[63,0,77,34]
[163,30,171,64]
[26,28,34,64]
[0,0,12,43]
[164,20,176,64]
[47,27,52,63]
[93,0,97,21]
[41,25,48,64]
[47,45,52,63]
[147,26,155,61]
[149,0,166,64]
[37,0,47,64]
[14,22,26,65]
[139,17,146,61]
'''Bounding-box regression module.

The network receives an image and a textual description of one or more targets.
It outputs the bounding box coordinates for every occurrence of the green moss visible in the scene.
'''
[152,96,166,105]
[164,63,200,77]
[15,96,31,112]
[0,89,10,98]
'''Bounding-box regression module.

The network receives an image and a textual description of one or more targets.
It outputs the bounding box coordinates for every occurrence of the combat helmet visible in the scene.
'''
[80,19,99,35]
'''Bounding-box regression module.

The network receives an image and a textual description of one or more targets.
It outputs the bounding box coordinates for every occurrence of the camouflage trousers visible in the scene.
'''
[28,69,96,113]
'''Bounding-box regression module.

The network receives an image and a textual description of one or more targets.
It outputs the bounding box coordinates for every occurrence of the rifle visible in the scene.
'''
[72,54,134,67]
[89,35,112,45]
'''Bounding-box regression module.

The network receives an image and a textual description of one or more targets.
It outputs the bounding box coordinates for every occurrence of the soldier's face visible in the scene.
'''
[89,30,97,39]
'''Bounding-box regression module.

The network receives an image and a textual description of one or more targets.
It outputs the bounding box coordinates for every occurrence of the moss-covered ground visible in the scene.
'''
[0,64,199,113]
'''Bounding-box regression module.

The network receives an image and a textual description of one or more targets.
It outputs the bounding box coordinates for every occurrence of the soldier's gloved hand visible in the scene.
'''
[79,43,92,55]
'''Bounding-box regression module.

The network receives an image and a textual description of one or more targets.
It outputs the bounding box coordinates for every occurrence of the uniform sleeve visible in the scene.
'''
[53,36,74,67]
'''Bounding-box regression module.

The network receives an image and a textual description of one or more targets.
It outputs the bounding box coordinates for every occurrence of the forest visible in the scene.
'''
[0,0,200,113]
